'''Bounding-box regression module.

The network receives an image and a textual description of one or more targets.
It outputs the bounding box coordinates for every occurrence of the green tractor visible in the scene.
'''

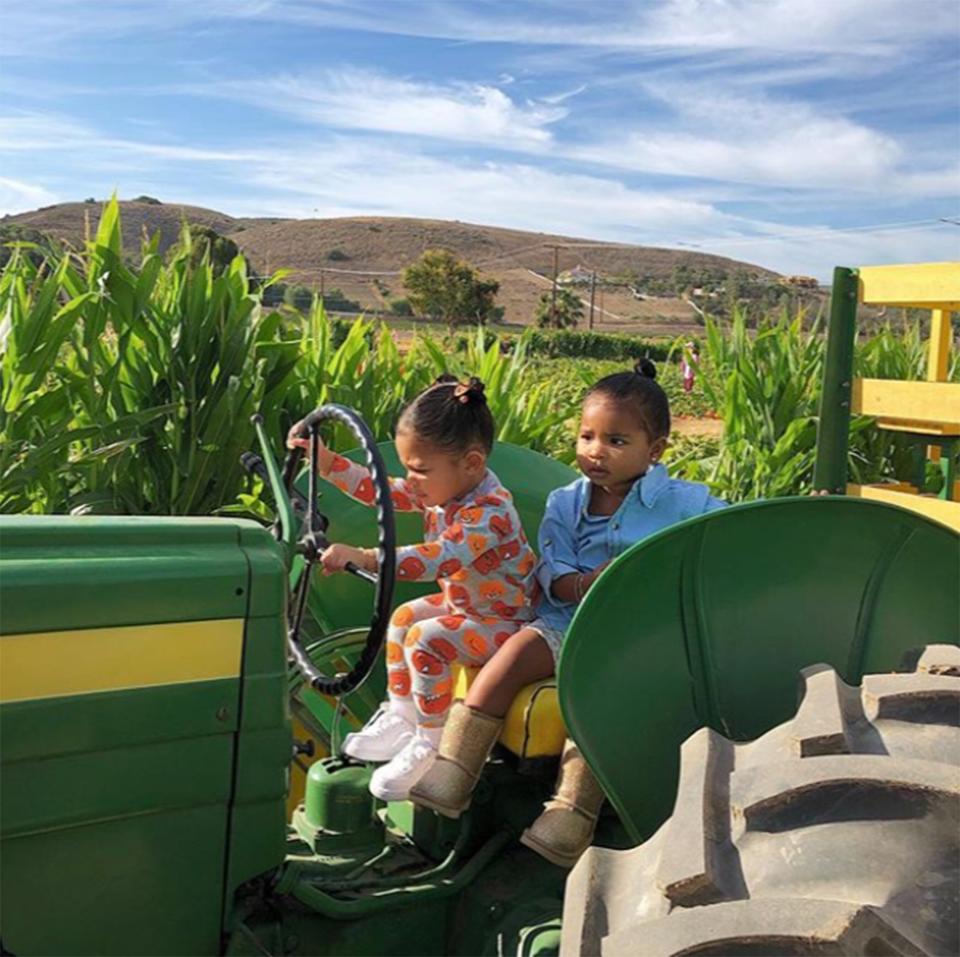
[1,263,958,956]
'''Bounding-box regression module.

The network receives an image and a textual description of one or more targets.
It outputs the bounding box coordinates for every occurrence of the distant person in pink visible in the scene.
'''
[681,341,699,393]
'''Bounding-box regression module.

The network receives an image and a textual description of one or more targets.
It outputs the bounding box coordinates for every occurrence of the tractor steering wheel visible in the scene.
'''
[278,405,397,697]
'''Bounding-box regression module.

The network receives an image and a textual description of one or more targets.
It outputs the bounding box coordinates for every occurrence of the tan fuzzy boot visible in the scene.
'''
[520,739,605,868]
[409,701,503,818]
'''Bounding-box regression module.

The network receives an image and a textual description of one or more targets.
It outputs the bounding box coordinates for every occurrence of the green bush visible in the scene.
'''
[323,287,362,312]
[326,248,349,261]
[450,329,673,362]
[524,329,672,362]
[389,297,414,317]
[0,224,59,269]
[284,284,314,311]
[535,288,583,329]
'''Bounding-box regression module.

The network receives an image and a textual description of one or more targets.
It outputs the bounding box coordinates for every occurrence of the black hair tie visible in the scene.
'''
[634,358,657,380]
[452,377,487,406]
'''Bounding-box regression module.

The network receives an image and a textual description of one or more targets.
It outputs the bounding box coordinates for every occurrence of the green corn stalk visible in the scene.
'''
[678,309,824,500]
[674,310,956,501]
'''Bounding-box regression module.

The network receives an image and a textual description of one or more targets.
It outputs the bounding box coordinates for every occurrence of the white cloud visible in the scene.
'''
[1,104,956,280]
[0,110,725,238]
[700,222,960,280]
[0,113,259,164]
[244,0,958,58]
[0,177,59,216]
[569,83,959,196]
[177,60,955,199]
[637,0,959,56]
[541,85,587,105]
[0,0,271,57]
[191,136,730,242]
[0,114,93,150]
[206,69,566,148]
[6,0,954,62]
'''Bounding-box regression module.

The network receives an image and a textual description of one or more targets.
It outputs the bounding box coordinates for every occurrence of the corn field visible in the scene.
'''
[0,200,570,515]
[669,311,956,500]
[1,201,951,514]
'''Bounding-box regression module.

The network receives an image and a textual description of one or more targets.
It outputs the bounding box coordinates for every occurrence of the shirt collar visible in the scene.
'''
[577,463,668,517]
[637,463,669,508]
[460,469,496,504]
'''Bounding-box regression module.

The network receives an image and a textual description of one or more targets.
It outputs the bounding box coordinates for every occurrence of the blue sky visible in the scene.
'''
[1,0,957,277]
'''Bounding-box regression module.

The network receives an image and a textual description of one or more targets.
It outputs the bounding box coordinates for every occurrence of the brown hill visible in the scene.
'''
[2,199,280,255]
[231,216,784,332]
[4,200,786,332]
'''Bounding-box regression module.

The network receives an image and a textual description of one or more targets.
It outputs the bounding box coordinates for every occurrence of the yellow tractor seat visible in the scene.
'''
[452,664,566,761]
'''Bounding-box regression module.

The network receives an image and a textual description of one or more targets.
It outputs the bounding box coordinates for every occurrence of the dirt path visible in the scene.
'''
[672,415,724,438]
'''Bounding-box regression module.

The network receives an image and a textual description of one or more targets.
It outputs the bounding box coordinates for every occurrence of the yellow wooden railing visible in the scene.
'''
[839,262,959,529]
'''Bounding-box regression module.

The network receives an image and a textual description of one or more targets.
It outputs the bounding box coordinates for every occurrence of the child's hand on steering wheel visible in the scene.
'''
[287,419,334,471]
[320,543,378,576]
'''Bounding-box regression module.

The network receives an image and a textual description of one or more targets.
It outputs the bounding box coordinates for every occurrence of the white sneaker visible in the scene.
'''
[342,702,415,762]
[369,729,442,802]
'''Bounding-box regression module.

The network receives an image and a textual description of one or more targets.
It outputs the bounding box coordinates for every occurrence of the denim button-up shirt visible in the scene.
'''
[534,464,726,633]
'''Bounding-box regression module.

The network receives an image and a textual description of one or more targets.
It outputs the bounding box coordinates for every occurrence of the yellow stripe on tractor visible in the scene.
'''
[0,619,245,703]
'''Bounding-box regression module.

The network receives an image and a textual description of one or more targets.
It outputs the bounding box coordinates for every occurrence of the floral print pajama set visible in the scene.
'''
[323,453,537,726]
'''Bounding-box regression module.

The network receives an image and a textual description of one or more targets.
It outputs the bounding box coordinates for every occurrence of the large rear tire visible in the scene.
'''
[562,645,960,957]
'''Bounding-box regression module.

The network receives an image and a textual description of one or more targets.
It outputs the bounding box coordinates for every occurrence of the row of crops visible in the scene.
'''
[2,200,950,516]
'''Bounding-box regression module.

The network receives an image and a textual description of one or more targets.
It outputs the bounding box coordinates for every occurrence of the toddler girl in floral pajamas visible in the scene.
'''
[288,376,535,800]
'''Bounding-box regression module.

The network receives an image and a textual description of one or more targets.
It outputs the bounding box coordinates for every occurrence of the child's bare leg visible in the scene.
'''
[465,627,554,718]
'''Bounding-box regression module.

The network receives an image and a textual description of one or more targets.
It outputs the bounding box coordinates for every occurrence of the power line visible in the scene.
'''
[691,218,955,249]
[250,239,560,279]
[554,217,953,251]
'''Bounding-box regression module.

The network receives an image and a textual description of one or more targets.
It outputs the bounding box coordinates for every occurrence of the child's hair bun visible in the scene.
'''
[453,376,487,405]
[634,358,657,380]
[434,373,458,385]
[468,376,486,399]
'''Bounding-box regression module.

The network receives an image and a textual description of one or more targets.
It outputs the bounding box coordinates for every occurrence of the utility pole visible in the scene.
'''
[550,245,559,325]
[588,271,596,330]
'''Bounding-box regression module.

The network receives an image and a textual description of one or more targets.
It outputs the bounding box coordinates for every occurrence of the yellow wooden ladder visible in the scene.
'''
[814,261,959,531]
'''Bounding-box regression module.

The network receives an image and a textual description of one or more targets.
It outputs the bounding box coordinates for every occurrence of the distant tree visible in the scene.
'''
[133,195,162,205]
[670,263,693,296]
[402,249,500,329]
[83,197,97,204]
[284,284,314,312]
[326,248,349,261]
[535,288,583,329]
[322,287,362,312]
[261,281,287,308]
[0,224,59,269]
[169,224,244,276]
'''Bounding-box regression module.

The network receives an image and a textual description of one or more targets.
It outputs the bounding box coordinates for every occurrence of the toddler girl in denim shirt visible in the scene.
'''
[412,360,725,866]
